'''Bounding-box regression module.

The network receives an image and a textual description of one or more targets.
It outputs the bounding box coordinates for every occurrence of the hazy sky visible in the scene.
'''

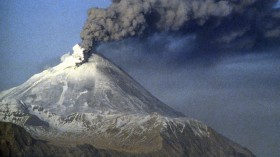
[0,0,111,90]
[1,1,280,157]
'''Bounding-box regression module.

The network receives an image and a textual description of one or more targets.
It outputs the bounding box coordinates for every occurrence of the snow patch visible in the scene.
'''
[77,90,88,99]
[57,81,68,106]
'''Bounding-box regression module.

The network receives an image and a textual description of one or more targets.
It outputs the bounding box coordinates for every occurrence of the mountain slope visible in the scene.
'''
[0,122,103,157]
[0,121,254,157]
[0,54,182,117]
[0,54,255,157]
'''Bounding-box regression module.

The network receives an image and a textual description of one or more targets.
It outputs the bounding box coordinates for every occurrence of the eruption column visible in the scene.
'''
[77,0,280,64]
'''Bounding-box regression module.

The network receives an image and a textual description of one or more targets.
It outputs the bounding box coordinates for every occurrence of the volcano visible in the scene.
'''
[0,53,255,157]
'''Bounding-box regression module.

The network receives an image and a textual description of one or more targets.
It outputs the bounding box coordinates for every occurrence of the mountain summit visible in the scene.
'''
[0,53,181,117]
[0,53,254,157]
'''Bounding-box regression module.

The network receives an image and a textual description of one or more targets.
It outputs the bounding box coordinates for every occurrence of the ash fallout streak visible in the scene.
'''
[77,0,280,63]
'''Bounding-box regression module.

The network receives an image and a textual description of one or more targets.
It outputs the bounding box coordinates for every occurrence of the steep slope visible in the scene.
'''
[0,122,102,157]
[0,54,182,117]
[0,121,254,157]
[0,54,255,157]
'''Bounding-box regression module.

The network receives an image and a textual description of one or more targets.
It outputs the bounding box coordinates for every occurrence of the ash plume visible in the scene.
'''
[80,0,280,59]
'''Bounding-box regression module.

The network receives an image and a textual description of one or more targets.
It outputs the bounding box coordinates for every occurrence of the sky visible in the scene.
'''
[0,0,111,90]
[1,1,280,157]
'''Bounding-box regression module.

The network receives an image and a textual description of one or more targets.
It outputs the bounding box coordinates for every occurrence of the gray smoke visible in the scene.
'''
[80,0,279,57]
[89,2,280,157]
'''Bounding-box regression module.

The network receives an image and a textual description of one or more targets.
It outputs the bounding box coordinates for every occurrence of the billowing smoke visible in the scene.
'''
[78,1,280,157]
[80,0,280,61]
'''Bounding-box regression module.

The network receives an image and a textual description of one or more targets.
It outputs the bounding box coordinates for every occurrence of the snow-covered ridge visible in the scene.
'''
[0,99,210,140]
[0,48,256,156]
[0,95,210,152]
[0,53,181,117]
[0,51,209,147]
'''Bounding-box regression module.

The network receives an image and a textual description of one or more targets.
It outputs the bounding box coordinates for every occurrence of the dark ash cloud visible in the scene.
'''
[81,0,280,57]
[80,1,280,157]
